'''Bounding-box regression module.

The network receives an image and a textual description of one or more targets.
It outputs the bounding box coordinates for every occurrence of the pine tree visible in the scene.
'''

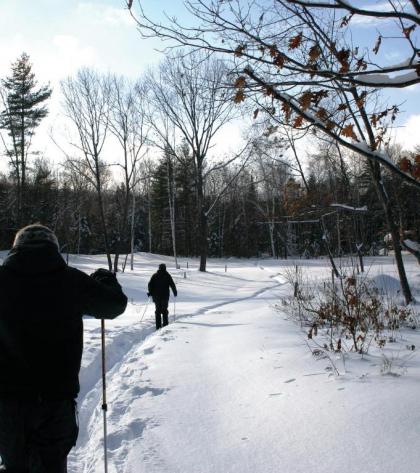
[0,52,52,225]
[150,153,172,255]
[174,140,196,256]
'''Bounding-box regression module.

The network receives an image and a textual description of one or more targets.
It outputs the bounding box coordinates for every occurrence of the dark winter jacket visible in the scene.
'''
[148,269,177,302]
[0,242,127,400]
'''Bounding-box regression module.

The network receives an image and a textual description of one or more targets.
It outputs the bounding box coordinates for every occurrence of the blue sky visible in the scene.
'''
[0,0,418,160]
[0,0,159,81]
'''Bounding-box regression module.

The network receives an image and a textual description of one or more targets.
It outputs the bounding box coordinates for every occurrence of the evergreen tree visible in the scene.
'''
[174,140,196,256]
[150,152,172,255]
[0,53,52,225]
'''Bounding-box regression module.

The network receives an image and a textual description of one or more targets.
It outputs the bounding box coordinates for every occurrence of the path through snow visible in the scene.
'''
[69,254,420,473]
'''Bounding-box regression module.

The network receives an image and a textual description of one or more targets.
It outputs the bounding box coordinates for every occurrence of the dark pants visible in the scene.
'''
[0,399,78,473]
[154,299,169,330]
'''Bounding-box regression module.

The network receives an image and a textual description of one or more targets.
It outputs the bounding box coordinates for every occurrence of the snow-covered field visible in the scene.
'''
[65,253,420,473]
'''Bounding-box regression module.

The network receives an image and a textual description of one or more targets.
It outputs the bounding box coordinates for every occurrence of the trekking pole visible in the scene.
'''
[100,318,109,473]
[173,298,176,323]
[140,297,151,323]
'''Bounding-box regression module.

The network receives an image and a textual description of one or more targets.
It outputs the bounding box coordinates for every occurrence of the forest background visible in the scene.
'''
[0,0,419,284]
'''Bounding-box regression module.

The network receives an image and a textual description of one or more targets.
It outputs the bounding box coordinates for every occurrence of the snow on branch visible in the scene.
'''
[287,0,420,24]
[330,204,368,212]
[353,71,420,88]
[404,239,420,252]
[243,67,420,190]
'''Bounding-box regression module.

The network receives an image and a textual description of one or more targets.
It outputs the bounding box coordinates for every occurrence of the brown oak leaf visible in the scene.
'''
[233,90,245,104]
[281,102,291,121]
[289,32,303,50]
[264,86,274,97]
[308,45,321,62]
[403,24,416,38]
[341,124,358,140]
[234,45,246,57]
[273,53,286,68]
[340,13,353,27]
[370,114,378,128]
[356,91,367,109]
[357,58,367,71]
[293,115,304,128]
[234,76,246,89]
[336,49,350,73]
[373,35,382,55]
[269,45,278,57]
[316,108,328,121]
[299,91,312,111]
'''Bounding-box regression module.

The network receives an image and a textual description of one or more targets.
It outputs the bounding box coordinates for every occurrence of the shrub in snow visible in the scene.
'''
[380,350,415,377]
[280,265,417,358]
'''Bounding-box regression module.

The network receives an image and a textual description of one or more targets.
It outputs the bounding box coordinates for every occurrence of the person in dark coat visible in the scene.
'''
[0,224,127,473]
[148,263,177,330]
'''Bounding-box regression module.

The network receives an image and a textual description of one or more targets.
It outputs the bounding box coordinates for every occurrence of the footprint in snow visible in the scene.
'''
[143,346,155,355]
[89,327,102,334]
[284,378,296,383]
[107,419,145,451]
[126,357,140,364]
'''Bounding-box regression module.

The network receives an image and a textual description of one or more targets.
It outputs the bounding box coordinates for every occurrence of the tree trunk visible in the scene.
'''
[401,240,420,265]
[199,208,208,272]
[357,246,364,273]
[130,190,136,271]
[20,112,25,225]
[96,179,112,271]
[113,188,130,273]
[369,162,413,304]
[321,217,340,278]
[148,185,152,252]
[269,222,276,258]
[167,157,178,269]
[197,164,207,272]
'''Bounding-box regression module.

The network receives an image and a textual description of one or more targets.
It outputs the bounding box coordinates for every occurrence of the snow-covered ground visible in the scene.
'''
[65,253,420,473]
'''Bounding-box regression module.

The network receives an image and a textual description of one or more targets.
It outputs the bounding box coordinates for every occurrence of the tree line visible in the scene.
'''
[0,30,419,302]
[130,0,420,303]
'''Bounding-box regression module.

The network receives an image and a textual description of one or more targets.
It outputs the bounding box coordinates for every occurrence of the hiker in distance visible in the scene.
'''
[0,224,127,473]
[148,263,177,330]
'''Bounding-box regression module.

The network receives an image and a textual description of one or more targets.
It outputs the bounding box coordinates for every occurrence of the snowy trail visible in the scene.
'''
[69,264,283,472]
[69,256,420,473]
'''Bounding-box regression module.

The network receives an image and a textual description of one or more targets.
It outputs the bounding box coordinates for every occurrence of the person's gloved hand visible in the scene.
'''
[147,292,150,297]
[174,291,178,297]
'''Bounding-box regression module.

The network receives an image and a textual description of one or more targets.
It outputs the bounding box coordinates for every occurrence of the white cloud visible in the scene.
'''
[351,1,412,26]
[393,114,420,151]
[360,1,412,13]
[77,2,134,27]
[50,35,96,78]
[0,34,27,76]
[402,83,420,94]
